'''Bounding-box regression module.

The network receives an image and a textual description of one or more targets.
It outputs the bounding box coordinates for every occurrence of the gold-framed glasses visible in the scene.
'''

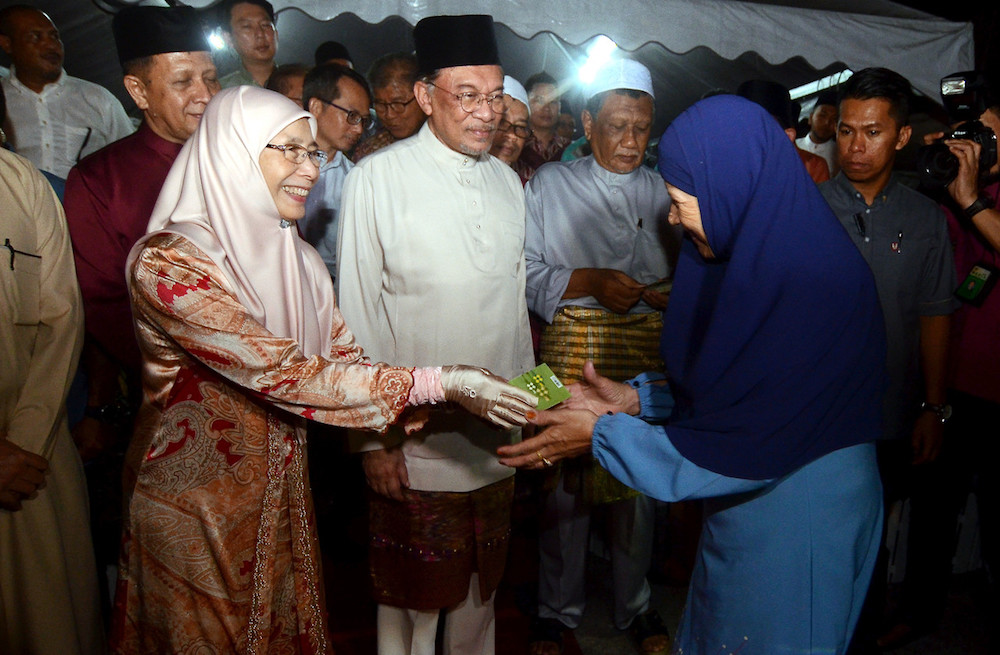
[427,82,505,113]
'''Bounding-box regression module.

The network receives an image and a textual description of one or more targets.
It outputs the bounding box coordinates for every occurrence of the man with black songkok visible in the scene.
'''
[337,14,534,655]
[62,4,220,598]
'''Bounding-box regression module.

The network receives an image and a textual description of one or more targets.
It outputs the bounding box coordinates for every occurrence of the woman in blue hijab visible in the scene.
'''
[499,95,887,653]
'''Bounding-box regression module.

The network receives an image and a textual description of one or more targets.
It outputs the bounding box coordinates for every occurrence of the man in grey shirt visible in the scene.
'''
[818,67,959,653]
[524,58,679,654]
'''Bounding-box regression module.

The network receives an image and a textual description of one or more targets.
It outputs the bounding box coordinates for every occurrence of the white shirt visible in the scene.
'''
[796,134,838,176]
[337,122,535,492]
[525,156,678,322]
[298,150,352,282]
[2,67,134,179]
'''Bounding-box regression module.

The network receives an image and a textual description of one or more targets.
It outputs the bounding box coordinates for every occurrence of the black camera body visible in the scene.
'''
[916,120,998,188]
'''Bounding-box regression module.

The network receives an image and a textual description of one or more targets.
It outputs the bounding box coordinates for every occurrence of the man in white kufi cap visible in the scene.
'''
[490,74,533,182]
[523,56,680,654]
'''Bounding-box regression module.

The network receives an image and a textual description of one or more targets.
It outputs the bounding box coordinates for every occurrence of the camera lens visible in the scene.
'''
[916,142,959,187]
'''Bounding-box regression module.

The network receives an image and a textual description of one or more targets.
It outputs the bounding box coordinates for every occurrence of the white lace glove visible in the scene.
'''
[439,365,538,429]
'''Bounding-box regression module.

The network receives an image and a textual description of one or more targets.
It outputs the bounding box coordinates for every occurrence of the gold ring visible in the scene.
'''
[536,451,553,467]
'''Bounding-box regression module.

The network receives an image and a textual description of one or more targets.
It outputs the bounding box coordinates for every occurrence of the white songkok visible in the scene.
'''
[585,58,655,101]
[503,75,531,115]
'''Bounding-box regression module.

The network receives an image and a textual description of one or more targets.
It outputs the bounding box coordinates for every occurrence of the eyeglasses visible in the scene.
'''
[496,120,531,139]
[373,96,417,114]
[319,98,374,130]
[265,143,328,167]
[427,82,505,114]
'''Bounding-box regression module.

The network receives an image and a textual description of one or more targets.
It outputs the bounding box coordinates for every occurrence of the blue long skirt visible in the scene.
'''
[594,420,882,655]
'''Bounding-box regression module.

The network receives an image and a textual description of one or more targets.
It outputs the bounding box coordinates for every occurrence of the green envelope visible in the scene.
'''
[509,363,571,410]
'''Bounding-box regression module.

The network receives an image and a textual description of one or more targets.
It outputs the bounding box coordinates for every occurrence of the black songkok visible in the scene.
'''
[413,14,500,77]
[113,6,211,67]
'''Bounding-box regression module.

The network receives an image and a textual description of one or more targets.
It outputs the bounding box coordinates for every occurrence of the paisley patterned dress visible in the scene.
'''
[111,234,413,654]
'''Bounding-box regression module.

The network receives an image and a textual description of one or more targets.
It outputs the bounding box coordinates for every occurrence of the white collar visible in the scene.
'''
[6,65,66,96]
[418,121,487,169]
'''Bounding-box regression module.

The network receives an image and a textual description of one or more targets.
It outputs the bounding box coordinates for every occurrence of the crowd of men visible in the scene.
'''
[1,1,998,654]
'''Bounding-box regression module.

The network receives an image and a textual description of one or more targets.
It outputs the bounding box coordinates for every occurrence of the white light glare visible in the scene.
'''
[789,69,853,100]
[208,28,226,51]
[578,36,618,84]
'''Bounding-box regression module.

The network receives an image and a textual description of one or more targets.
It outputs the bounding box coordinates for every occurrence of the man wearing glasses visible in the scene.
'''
[298,63,371,282]
[489,75,532,185]
[352,52,426,162]
[217,0,277,88]
[337,14,534,655]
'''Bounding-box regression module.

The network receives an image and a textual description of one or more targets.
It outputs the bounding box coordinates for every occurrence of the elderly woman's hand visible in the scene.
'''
[562,360,640,416]
[496,406,599,470]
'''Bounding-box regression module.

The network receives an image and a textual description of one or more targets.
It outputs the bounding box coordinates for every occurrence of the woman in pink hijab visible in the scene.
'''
[112,86,535,654]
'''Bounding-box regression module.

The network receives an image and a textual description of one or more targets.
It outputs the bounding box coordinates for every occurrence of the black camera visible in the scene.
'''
[917,70,999,188]
[916,120,998,188]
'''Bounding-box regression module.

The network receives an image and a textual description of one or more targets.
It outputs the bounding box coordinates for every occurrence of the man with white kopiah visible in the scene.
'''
[522,57,679,655]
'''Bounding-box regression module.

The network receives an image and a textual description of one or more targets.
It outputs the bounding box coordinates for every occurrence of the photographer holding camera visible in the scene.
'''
[878,70,1000,652]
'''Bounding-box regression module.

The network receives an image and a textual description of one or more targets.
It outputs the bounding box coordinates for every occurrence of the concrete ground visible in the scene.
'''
[315,455,993,655]
[571,554,993,655]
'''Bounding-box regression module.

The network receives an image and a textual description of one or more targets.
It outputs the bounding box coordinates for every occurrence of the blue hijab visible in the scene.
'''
[656,95,886,479]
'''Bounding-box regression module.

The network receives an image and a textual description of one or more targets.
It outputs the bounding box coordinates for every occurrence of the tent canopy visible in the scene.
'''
[267,0,973,99]
[2,0,975,132]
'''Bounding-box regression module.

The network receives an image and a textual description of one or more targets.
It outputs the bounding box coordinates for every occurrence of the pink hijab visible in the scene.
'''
[129,86,335,358]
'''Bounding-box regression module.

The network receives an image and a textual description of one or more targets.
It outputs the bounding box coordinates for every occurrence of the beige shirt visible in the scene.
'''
[337,123,535,492]
[0,148,103,653]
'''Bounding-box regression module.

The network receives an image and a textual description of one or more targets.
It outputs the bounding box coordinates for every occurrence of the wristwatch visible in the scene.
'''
[920,401,953,423]
[962,195,994,220]
[83,398,133,427]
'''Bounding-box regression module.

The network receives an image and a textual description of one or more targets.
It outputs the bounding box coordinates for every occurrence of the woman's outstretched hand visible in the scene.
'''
[496,406,599,470]
[562,360,640,416]
[439,365,538,429]
[497,361,641,470]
